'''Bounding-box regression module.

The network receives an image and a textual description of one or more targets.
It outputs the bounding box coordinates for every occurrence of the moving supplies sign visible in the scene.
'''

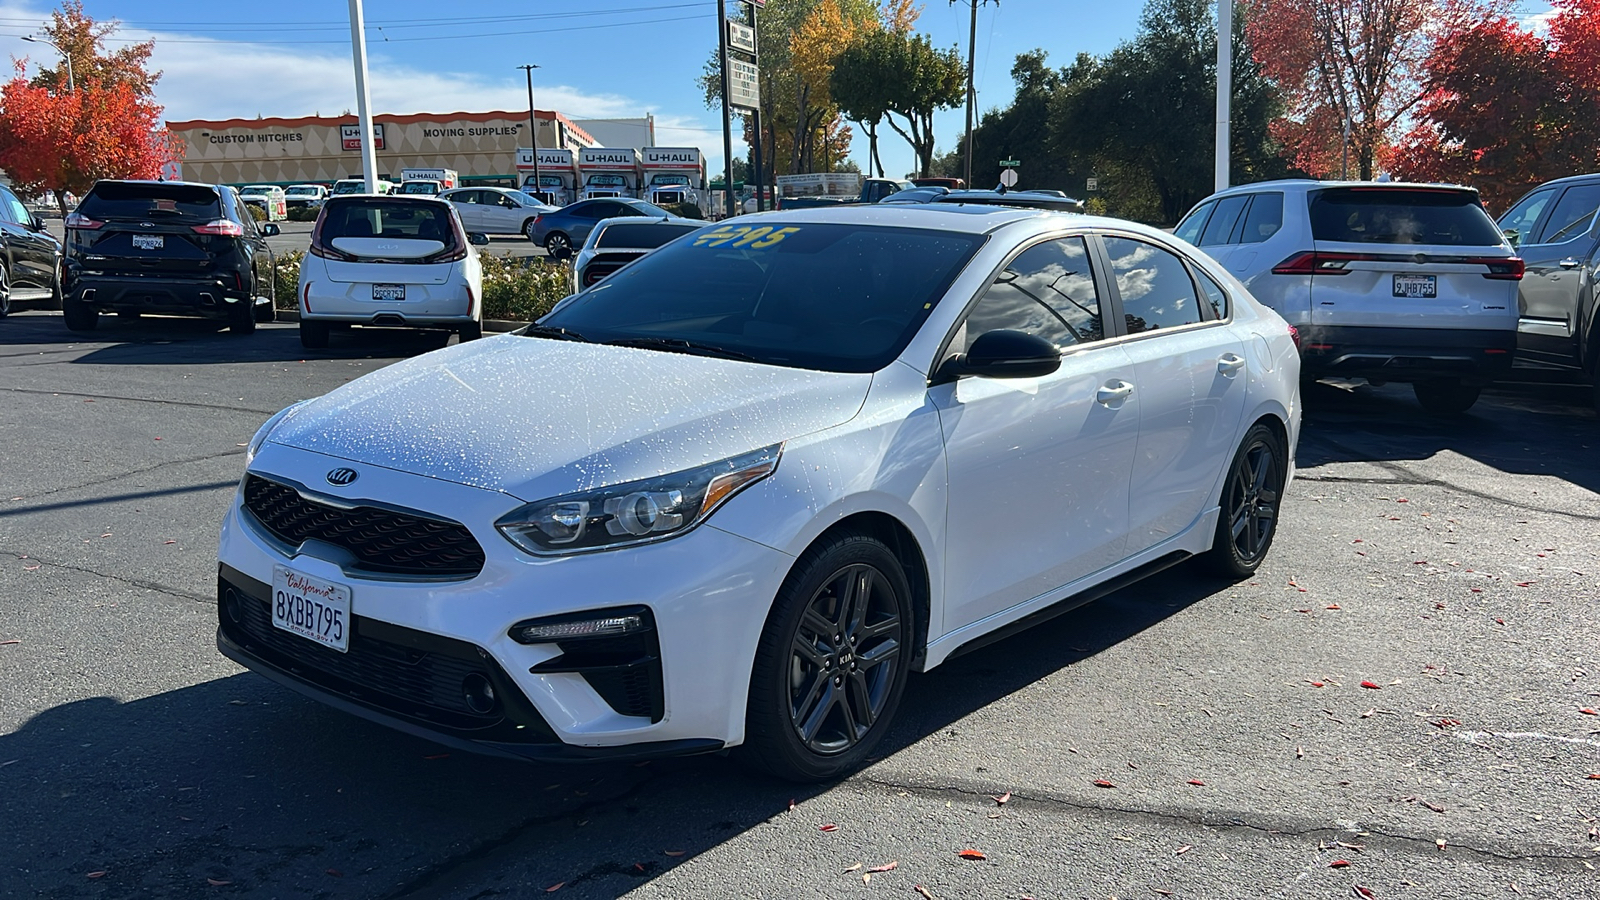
[340,123,386,151]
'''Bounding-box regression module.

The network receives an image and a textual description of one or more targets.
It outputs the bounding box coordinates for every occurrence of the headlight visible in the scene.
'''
[495,444,782,556]
[244,400,310,465]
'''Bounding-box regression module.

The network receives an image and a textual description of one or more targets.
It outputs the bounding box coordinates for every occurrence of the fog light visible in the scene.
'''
[461,673,497,714]
[512,614,645,644]
[222,587,243,624]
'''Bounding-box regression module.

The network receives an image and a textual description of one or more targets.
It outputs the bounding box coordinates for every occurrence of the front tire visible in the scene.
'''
[522,219,538,242]
[1204,422,1287,579]
[738,532,913,782]
[46,260,63,311]
[63,292,98,332]
[1412,378,1481,414]
[254,299,276,323]
[299,320,329,349]
[458,320,482,342]
[0,263,10,317]
[544,232,572,260]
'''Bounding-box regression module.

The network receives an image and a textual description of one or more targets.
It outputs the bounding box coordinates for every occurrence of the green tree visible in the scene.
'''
[874,32,964,177]
[831,30,897,176]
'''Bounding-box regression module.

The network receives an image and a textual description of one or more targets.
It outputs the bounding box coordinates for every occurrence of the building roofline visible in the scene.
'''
[165,109,596,145]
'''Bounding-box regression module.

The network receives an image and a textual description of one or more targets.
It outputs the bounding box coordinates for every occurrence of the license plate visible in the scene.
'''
[132,234,164,250]
[1393,274,1437,298]
[271,565,351,653]
[372,284,405,301]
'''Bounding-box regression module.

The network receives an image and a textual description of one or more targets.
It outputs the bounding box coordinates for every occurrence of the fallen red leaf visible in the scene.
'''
[86,872,107,879]
[1360,681,1381,690]
[164,540,177,545]
[545,882,564,893]
[1586,774,1600,780]
[914,886,935,900]
[1154,890,1174,897]
[1471,588,1483,593]
[206,878,230,886]
[633,863,645,872]
[1396,498,1409,503]
[818,823,838,832]
[1308,680,1325,687]
[325,869,343,877]
[787,798,796,812]
[1356,886,1376,897]
[1187,779,1205,786]
[1329,859,1352,868]
[1325,604,1341,610]
[992,791,1011,806]
[1581,708,1599,716]
[957,849,987,860]
[1092,779,1116,788]
[1495,617,1505,624]
[867,861,899,873]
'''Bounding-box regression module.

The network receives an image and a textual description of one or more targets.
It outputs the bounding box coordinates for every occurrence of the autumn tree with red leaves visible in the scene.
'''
[0,2,179,213]
[1391,0,1600,211]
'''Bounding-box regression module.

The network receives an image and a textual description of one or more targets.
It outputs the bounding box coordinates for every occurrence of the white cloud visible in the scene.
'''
[1518,10,1557,36]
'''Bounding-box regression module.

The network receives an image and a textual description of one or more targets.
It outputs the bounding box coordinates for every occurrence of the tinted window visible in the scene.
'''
[319,199,457,242]
[595,222,702,249]
[961,237,1103,351]
[0,188,23,224]
[1199,195,1249,246]
[1535,184,1600,244]
[1103,236,1203,333]
[1173,201,1214,245]
[1308,188,1502,245]
[568,202,607,219]
[80,182,221,220]
[1238,192,1284,244]
[541,223,982,373]
[1498,187,1554,247]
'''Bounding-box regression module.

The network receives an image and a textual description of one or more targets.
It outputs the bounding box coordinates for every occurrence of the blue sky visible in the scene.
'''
[0,0,1558,182]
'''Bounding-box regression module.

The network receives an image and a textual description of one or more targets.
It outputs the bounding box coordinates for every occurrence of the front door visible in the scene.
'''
[1513,182,1600,366]
[932,235,1139,635]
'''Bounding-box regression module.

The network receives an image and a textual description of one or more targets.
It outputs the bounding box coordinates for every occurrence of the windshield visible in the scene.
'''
[651,174,690,186]
[240,187,272,195]
[540,223,982,372]
[1310,188,1503,245]
[537,176,564,187]
[399,182,439,194]
[286,187,320,196]
[588,175,627,187]
[332,181,366,195]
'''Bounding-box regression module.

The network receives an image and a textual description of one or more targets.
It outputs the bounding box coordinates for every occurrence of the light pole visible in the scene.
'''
[22,35,73,92]
[949,0,996,188]
[1215,0,1231,192]
[346,0,379,193]
[518,64,541,198]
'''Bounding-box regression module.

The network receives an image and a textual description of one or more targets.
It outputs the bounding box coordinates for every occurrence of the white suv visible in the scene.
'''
[1176,180,1523,412]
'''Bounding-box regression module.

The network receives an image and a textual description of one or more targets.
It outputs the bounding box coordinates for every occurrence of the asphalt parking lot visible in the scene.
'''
[2,311,1598,900]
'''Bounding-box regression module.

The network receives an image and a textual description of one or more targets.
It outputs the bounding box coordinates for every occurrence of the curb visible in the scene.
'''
[273,309,525,333]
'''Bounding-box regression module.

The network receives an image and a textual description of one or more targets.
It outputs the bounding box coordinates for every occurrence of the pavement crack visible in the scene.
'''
[1,385,280,415]
[4,548,210,602]
[4,448,245,506]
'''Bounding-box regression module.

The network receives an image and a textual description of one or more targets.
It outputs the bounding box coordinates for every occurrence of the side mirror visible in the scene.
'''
[467,232,490,246]
[260,223,281,237]
[1502,227,1521,249]
[937,329,1061,381]
[30,215,45,232]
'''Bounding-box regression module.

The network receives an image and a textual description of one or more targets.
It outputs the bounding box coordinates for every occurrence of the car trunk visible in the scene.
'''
[73,183,229,277]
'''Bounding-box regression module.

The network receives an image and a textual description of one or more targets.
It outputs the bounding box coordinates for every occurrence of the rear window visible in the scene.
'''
[1309,188,1502,246]
[595,222,701,249]
[319,199,457,242]
[80,182,220,220]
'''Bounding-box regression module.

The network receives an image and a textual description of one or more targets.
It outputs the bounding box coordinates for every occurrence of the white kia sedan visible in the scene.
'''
[297,195,484,349]
[220,205,1301,781]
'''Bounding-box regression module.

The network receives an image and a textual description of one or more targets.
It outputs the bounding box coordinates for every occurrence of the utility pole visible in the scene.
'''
[347,0,378,193]
[717,0,736,219]
[1216,0,1228,192]
[519,64,542,197]
[950,0,996,188]
[747,1,764,212]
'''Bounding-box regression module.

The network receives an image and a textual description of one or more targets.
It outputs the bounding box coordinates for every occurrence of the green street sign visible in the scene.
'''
[999,159,1020,167]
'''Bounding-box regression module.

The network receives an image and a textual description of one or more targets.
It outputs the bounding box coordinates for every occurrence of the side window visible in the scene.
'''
[0,188,20,224]
[1194,267,1230,320]
[1498,187,1554,247]
[1199,195,1249,246]
[960,236,1104,352]
[571,203,604,219]
[1173,201,1215,245]
[1534,184,1600,245]
[1237,192,1284,244]
[1103,236,1203,334]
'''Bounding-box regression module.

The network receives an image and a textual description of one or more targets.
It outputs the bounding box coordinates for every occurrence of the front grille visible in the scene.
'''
[243,475,485,578]
[582,257,634,287]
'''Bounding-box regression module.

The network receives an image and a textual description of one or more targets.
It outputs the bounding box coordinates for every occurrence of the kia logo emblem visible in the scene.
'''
[326,468,359,486]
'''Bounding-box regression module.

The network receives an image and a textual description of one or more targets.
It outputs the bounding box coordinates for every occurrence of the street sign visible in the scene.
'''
[999,159,1020,167]
[999,168,1018,187]
[727,20,756,54]
[728,58,760,111]
[1086,177,1099,192]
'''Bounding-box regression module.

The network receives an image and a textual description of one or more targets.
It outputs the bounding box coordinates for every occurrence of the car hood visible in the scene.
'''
[266,334,873,500]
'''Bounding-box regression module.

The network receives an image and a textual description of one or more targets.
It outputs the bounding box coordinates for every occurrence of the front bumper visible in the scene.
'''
[69,271,253,318]
[217,445,795,760]
[1298,325,1516,384]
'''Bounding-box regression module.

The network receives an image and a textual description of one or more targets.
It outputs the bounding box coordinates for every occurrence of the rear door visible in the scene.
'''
[224,190,273,301]
[1190,194,1250,271]
[0,186,55,290]
[1306,187,1519,332]
[1511,181,1600,364]
[71,182,228,277]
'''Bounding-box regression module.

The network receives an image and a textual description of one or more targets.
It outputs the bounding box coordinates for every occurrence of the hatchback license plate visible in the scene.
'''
[132,234,164,250]
[271,565,350,653]
[1393,274,1437,298]
[372,284,405,301]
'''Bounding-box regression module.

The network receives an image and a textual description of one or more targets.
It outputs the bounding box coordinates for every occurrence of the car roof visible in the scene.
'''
[1207,178,1481,198]
[715,203,1115,236]
[934,190,1085,212]
[322,193,451,205]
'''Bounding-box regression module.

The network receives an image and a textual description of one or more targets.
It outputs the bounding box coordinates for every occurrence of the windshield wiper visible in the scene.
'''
[603,336,762,363]
[519,324,593,342]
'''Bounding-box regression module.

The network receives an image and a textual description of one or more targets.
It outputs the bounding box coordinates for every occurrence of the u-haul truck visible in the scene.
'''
[640,147,705,208]
[577,147,642,200]
[516,148,578,206]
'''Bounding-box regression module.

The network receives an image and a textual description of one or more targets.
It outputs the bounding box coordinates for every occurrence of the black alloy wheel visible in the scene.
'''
[1205,422,1286,579]
[0,263,10,317]
[740,532,913,782]
[544,232,572,260]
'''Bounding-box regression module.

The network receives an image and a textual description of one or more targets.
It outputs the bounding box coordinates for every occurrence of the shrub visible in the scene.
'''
[272,250,304,310]
[661,202,705,220]
[479,253,573,322]
[287,206,319,222]
[1084,197,1109,217]
[245,203,267,222]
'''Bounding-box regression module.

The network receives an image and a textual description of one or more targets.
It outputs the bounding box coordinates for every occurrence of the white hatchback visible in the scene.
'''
[296,195,483,349]
[1176,181,1522,412]
[221,206,1301,781]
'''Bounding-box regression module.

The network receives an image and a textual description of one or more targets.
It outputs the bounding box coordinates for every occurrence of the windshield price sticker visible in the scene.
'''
[692,225,800,249]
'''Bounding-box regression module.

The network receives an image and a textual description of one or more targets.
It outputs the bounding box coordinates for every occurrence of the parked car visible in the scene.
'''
[1495,173,1600,408]
[1176,180,1522,413]
[238,185,288,221]
[296,194,484,349]
[570,215,704,290]
[62,180,278,334]
[526,197,674,259]
[398,180,443,195]
[219,204,1300,781]
[330,178,394,197]
[438,187,555,241]
[284,184,329,209]
[0,183,63,316]
[934,189,1085,213]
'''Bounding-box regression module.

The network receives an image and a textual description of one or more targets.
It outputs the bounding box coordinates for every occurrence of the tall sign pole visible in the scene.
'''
[347,0,378,192]
[747,1,764,212]
[519,64,542,196]
[717,0,736,219]
[1215,0,1232,192]
[951,1,996,188]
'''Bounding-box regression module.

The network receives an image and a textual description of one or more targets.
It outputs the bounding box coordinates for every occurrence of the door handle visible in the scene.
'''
[1560,258,1582,269]
[1217,353,1247,375]
[1096,381,1134,405]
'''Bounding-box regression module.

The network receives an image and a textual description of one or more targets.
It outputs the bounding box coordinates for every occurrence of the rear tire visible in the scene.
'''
[228,300,256,335]
[544,232,572,260]
[299,320,329,349]
[254,300,276,323]
[458,320,482,342]
[1204,422,1287,580]
[0,264,10,318]
[1413,378,1480,414]
[63,292,98,332]
[46,261,63,311]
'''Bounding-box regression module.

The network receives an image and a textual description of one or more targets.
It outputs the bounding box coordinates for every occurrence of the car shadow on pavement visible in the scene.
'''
[0,565,1219,899]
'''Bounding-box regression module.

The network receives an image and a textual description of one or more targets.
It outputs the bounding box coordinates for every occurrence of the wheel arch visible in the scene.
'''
[796,511,932,673]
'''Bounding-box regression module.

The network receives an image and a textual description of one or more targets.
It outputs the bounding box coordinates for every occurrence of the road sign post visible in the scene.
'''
[999,168,1018,188]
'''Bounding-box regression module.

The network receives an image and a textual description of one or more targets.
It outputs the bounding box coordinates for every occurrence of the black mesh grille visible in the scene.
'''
[242,475,485,577]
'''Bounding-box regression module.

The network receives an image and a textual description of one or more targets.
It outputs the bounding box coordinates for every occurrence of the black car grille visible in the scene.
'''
[242,475,485,578]
[580,253,642,288]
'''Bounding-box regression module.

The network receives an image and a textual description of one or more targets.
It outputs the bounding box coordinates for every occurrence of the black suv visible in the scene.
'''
[0,184,63,317]
[62,180,279,334]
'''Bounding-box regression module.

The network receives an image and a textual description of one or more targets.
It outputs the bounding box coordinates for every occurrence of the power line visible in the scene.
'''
[0,2,712,32]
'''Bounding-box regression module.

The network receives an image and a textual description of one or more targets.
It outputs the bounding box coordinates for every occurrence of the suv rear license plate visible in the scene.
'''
[1393,274,1437,298]
[271,565,350,653]
[132,234,164,250]
[372,284,405,301]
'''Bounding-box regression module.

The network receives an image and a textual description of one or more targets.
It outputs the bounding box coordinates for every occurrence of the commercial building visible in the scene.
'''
[164,110,596,187]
